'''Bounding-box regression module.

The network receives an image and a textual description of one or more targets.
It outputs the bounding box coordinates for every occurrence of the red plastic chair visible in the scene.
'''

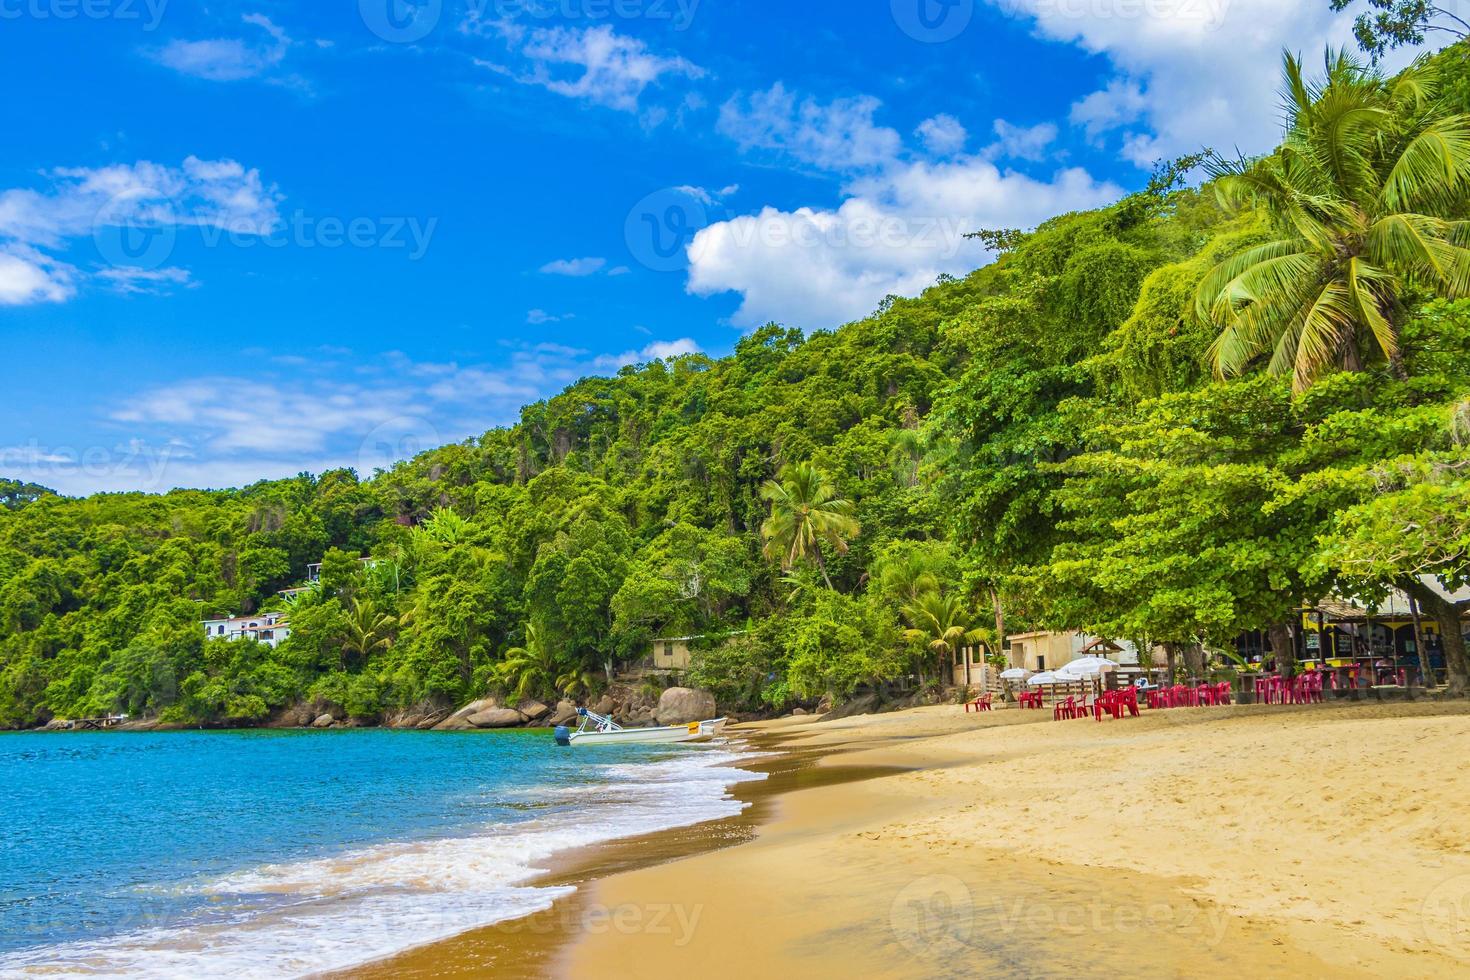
[1214,682,1232,706]
[1054,696,1076,721]
[965,694,992,713]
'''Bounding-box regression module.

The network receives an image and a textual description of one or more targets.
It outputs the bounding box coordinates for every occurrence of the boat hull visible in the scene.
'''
[568,718,728,746]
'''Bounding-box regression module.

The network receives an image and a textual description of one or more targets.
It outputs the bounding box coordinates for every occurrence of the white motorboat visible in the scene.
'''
[554,708,728,746]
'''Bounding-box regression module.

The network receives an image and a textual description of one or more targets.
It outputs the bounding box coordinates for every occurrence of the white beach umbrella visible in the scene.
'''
[1000,667,1032,680]
[1065,656,1120,674]
[1026,671,1061,686]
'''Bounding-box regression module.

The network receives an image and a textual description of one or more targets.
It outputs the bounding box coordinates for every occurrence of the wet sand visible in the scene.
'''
[344,699,1470,979]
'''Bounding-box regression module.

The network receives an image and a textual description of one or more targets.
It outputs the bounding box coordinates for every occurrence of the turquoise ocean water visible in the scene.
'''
[0,729,761,977]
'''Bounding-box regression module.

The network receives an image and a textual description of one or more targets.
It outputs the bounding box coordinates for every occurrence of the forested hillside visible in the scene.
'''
[6,46,1470,727]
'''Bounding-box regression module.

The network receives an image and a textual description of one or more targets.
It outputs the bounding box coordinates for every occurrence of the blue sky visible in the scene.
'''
[0,0,1434,494]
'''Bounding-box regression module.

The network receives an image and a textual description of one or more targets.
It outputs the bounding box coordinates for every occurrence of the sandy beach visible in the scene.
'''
[351,699,1470,979]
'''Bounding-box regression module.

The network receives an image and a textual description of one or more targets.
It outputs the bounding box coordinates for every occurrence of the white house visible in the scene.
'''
[278,556,378,598]
[201,612,292,648]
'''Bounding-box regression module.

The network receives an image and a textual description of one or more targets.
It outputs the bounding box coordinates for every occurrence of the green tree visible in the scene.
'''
[1330,1,1467,62]
[759,462,860,589]
[496,623,563,704]
[1198,50,1470,391]
[900,591,992,686]
[338,598,396,670]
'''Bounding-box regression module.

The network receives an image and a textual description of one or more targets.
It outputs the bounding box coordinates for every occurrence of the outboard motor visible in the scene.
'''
[554,725,571,747]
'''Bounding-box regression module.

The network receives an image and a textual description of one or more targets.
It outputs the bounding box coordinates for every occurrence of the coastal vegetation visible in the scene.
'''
[6,46,1470,726]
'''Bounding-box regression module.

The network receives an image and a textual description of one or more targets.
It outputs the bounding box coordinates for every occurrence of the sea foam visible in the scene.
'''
[0,744,765,978]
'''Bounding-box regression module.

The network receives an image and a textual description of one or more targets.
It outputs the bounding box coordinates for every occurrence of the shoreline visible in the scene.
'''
[336,727,903,978]
[351,699,1470,979]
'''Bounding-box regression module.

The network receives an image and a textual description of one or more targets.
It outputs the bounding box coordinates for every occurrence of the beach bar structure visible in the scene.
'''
[1004,631,1164,676]
[1233,579,1470,688]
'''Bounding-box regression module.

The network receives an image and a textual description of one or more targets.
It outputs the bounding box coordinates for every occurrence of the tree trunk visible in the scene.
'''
[1182,642,1206,681]
[1403,580,1470,696]
[1269,623,1296,680]
[1408,592,1435,690]
[990,587,1007,663]
[1163,642,1178,682]
[812,542,835,590]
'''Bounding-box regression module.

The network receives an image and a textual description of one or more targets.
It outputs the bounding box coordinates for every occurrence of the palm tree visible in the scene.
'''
[497,623,562,704]
[901,592,992,686]
[875,550,941,606]
[1196,49,1470,392]
[556,663,598,702]
[759,462,860,589]
[417,506,470,547]
[339,599,396,670]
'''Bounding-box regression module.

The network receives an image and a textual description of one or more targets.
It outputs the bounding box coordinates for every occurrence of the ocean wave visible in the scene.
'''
[0,745,766,978]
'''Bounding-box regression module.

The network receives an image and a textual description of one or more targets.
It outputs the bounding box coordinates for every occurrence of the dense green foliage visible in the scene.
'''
[7,46,1470,726]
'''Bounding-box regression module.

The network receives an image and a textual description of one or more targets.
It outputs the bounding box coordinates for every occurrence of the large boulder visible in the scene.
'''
[311,713,335,729]
[451,698,498,720]
[626,707,658,728]
[592,695,616,717]
[819,693,880,722]
[467,707,527,729]
[655,688,717,726]
[517,699,550,722]
[434,698,498,731]
[549,700,579,727]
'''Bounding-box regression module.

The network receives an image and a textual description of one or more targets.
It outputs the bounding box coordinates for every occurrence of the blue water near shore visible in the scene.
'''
[0,729,762,978]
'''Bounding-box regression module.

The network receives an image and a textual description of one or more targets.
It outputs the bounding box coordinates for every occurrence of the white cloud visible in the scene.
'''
[95,266,195,295]
[1069,78,1147,140]
[988,0,1450,166]
[593,337,702,370]
[688,157,1120,328]
[718,84,903,171]
[527,308,571,324]
[0,156,281,304]
[0,246,74,306]
[0,157,281,245]
[539,256,606,276]
[674,183,740,206]
[15,339,718,493]
[916,114,968,156]
[989,119,1059,161]
[695,80,1118,328]
[149,13,292,82]
[476,23,702,113]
